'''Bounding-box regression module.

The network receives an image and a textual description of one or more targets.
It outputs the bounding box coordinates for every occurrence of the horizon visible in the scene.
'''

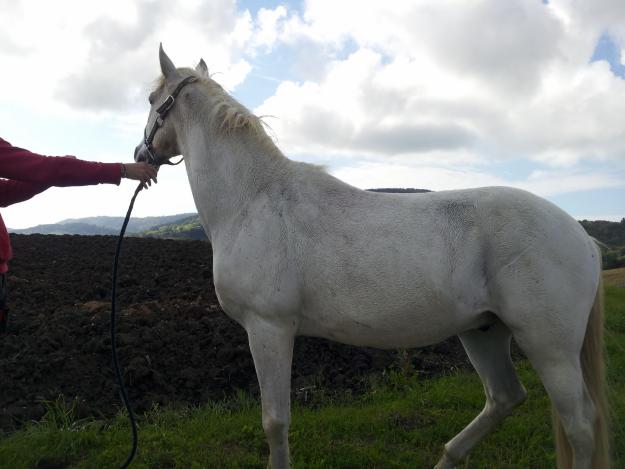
[2,1,625,228]
[8,195,624,232]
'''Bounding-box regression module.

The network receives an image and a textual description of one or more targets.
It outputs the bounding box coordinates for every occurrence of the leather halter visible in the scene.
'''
[144,75,198,166]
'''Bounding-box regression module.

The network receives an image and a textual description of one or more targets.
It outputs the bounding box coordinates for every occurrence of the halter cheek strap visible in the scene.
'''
[144,75,198,166]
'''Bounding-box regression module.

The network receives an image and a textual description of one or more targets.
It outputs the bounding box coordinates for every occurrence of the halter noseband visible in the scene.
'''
[144,75,198,166]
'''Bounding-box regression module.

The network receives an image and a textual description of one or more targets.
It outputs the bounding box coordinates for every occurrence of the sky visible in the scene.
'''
[1,0,625,229]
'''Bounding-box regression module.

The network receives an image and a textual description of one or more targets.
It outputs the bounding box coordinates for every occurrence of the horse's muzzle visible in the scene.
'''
[134,143,148,163]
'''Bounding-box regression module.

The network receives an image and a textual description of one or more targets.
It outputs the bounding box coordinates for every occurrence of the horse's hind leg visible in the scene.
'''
[515,334,596,469]
[246,319,295,469]
[434,320,527,469]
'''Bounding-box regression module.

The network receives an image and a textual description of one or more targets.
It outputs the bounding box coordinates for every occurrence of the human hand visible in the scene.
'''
[122,162,158,188]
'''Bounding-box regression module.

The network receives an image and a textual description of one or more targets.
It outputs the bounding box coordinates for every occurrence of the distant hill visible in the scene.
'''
[367,188,431,194]
[580,218,625,269]
[10,222,119,236]
[580,219,625,247]
[10,213,196,236]
[142,215,207,240]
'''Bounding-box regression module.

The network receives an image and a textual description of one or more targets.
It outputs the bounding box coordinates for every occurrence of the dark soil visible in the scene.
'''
[0,234,472,432]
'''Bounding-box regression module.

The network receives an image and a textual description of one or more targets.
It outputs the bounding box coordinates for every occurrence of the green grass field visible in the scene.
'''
[1,286,624,469]
[605,267,625,287]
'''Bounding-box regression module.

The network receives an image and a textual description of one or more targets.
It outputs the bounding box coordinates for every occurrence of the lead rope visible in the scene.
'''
[111,182,143,468]
[111,74,195,467]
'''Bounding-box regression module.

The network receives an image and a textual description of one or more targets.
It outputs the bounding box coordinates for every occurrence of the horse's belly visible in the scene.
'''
[297,302,481,349]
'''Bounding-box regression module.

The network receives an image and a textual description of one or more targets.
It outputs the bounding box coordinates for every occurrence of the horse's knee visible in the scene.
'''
[262,413,289,441]
[569,425,594,450]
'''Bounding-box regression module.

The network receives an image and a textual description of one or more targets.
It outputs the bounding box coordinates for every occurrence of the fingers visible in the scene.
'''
[123,162,159,187]
[140,163,158,185]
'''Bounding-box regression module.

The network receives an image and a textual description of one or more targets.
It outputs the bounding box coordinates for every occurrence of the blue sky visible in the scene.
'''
[591,32,625,79]
[1,0,624,228]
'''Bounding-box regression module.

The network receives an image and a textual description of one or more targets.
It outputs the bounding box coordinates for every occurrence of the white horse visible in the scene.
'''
[135,46,609,469]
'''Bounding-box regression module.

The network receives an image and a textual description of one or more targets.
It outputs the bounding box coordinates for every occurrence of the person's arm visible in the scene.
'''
[0,180,49,207]
[0,137,121,186]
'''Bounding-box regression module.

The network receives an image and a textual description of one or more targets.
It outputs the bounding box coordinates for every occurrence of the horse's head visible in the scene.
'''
[134,44,209,165]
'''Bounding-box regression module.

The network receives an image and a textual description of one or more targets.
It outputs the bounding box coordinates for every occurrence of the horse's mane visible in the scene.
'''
[154,69,281,156]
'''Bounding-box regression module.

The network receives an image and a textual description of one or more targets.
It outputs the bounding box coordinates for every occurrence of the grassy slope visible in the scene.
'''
[142,216,207,241]
[605,268,625,287]
[1,286,624,469]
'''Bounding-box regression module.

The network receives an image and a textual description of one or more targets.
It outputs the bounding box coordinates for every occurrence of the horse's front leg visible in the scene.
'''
[246,318,295,469]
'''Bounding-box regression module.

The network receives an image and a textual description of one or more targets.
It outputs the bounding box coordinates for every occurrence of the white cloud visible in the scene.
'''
[258,49,481,158]
[332,162,624,198]
[254,0,625,172]
[5,0,624,170]
[573,214,624,222]
[556,0,625,44]
[276,0,563,93]
[521,168,624,196]
[0,0,279,115]
[249,6,288,50]
[332,163,504,192]
[55,0,253,112]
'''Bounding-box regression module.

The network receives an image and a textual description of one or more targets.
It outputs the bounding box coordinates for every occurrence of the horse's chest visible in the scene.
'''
[212,248,300,327]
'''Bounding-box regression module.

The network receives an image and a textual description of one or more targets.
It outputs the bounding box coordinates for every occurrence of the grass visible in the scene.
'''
[604,267,625,287]
[0,286,624,469]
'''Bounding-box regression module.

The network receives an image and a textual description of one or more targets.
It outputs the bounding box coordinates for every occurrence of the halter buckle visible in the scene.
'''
[156,95,175,115]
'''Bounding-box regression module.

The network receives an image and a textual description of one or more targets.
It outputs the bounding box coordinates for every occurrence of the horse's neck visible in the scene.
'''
[182,124,288,239]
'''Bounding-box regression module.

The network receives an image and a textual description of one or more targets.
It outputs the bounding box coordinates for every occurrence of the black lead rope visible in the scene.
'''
[111,75,196,468]
[111,182,143,469]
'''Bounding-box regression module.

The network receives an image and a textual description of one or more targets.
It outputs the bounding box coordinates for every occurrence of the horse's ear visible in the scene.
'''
[159,43,178,78]
[196,58,209,77]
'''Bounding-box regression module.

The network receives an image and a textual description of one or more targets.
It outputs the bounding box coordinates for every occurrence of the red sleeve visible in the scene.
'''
[0,180,49,207]
[0,137,122,186]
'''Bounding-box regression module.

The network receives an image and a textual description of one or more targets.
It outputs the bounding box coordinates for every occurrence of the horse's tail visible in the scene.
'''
[554,251,610,469]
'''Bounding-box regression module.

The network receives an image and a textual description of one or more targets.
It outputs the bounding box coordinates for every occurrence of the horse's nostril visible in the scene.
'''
[134,144,148,162]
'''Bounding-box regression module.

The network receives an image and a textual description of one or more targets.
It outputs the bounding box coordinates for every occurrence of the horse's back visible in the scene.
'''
[371,185,598,289]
